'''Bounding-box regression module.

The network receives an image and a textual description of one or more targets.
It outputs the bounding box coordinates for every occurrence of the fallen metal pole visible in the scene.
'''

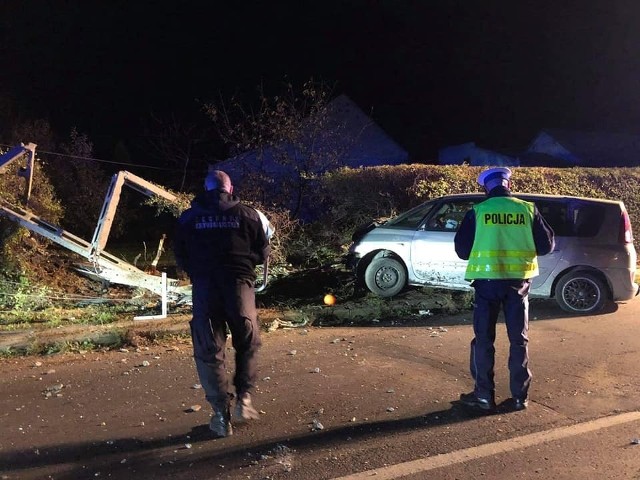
[255,258,269,293]
[134,272,168,321]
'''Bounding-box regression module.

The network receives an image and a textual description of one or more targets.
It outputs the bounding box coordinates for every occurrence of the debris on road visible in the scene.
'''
[43,383,64,398]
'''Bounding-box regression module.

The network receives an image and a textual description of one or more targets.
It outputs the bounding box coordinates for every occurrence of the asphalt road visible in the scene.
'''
[1,297,639,479]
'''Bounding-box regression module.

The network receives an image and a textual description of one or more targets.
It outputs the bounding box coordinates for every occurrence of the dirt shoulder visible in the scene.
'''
[0,260,474,356]
[0,287,471,355]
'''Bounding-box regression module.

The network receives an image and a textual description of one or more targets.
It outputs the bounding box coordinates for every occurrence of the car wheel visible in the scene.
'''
[364,257,407,297]
[554,271,608,314]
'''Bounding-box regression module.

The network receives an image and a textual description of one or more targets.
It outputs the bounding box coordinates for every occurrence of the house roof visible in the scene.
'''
[527,128,640,167]
[323,94,409,167]
[438,142,519,166]
[214,94,408,180]
[518,151,574,167]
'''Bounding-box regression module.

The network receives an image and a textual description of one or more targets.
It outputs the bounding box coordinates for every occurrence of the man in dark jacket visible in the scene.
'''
[174,170,271,437]
[454,167,555,413]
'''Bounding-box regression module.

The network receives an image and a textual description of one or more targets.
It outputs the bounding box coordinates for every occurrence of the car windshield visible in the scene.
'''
[384,200,436,228]
[425,200,477,231]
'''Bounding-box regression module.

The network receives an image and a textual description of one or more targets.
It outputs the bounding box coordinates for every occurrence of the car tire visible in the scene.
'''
[364,257,407,297]
[554,271,609,314]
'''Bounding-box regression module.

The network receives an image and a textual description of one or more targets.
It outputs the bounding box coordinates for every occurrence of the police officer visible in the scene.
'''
[173,170,271,437]
[454,167,555,412]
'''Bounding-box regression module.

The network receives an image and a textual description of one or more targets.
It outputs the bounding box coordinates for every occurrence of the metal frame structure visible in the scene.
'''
[0,142,36,204]
[0,143,269,303]
[0,143,191,302]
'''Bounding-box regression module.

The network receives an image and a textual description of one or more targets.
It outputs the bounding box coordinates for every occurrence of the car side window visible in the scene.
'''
[534,200,604,237]
[571,204,604,237]
[424,201,476,231]
[535,201,570,236]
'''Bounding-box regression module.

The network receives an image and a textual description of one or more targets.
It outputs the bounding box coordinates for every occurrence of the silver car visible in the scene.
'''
[347,193,639,314]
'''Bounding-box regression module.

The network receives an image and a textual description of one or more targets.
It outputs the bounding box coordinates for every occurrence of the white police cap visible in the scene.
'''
[477,167,512,186]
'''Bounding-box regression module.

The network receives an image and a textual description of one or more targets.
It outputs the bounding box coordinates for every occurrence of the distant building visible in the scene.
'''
[438,142,518,166]
[214,94,408,218]
[215,94,408,180]
[521,129,640,167]
[439,129,640,168]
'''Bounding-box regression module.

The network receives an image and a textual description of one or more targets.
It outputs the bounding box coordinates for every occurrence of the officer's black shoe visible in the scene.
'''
[459,392,496,412]
[512,398,528,411]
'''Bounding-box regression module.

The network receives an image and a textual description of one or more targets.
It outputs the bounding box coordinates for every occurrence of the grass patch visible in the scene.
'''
[0,305,138,331]
[0,339,108,358]
[133,330,191,344]
[33,339,107,356]
[0,328,144,358]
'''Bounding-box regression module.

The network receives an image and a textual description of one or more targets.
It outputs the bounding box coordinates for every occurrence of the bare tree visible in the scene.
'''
[142,112,211,192]
[51,128,110,237]
[8,118,56,152]
[4,118,63,220]
[203,79,351,218]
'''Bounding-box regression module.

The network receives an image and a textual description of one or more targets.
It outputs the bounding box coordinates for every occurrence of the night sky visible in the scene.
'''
[3,1,640,162]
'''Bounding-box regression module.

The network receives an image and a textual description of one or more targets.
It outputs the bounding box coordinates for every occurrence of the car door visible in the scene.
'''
[526,198,565,289]
[409,198,477,289]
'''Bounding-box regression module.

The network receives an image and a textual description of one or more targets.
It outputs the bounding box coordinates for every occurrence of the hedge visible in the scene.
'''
[320,165,640,253]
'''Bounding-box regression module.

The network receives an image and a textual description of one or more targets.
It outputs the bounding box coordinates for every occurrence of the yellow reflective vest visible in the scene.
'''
[465,196,539,280]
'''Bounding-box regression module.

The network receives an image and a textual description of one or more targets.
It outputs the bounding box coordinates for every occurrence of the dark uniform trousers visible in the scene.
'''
[470,279,532,401]
[189,273,262,409]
